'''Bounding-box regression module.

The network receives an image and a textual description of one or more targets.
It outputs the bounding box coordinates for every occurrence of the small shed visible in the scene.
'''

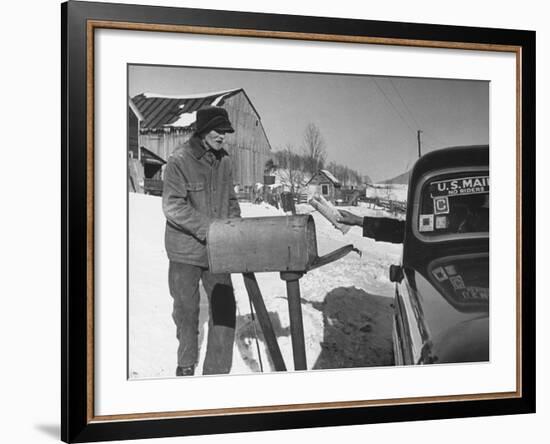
[306,169,341,203]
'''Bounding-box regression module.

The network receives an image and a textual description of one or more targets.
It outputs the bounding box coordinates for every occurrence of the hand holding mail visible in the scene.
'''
[337,210,363,227]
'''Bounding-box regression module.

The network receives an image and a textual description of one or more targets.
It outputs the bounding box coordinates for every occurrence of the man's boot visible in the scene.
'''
[176,365,195,376]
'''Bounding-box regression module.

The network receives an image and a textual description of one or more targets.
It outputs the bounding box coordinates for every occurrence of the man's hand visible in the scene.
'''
[337,210,363,227]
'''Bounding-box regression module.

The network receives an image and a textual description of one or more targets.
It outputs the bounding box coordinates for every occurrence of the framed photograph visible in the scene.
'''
[62,1,535,442]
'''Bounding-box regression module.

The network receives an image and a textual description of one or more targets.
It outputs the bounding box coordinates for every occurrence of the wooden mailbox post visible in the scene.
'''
[207,215,355,371]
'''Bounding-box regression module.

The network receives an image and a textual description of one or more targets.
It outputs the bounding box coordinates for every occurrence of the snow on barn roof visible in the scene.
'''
[164,111,196,128]
[319,169,340,185]
[132,89,243,129]
[141,89,237,101]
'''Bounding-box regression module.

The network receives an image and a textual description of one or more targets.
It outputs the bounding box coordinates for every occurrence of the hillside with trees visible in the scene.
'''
[379,169,411,185]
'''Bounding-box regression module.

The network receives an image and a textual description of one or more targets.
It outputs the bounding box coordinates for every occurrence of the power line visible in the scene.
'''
[389,79,422,129]
[373,78,446,173]
[388,79,447,149]
[371,78,421,176]
[371,78,417,136]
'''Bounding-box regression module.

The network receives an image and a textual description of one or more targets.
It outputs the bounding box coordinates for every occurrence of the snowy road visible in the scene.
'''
[129,194,402,378]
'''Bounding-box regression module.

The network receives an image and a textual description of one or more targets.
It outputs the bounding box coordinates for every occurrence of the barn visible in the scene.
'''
[306,169,341,203]
[129,88,272,192]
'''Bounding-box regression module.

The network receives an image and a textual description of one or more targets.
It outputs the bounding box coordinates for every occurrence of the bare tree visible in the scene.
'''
[278,143,305,193]
[302,123,327,175]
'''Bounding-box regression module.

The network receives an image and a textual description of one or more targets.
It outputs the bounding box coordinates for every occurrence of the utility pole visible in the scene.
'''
[417,130,423,158]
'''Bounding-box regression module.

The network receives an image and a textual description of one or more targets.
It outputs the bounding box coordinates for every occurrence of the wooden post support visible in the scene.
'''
[242,273,287,371]
[280,272,307,371]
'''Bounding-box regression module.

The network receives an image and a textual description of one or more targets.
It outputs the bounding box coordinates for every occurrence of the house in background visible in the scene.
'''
[306,169,341,203]
[129,88,272,194]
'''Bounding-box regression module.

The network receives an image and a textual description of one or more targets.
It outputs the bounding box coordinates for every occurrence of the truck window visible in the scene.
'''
[418,173,489,238]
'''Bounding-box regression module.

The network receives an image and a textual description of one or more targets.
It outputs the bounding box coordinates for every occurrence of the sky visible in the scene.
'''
[129,64,489,182]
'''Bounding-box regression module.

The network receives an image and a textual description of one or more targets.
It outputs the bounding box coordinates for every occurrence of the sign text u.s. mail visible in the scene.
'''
[430,176,489,197]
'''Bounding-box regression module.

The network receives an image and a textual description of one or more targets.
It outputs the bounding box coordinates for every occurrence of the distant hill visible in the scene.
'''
[380,170,411,185]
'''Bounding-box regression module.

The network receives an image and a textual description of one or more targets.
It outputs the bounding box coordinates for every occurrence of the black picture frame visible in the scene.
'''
[61,1,536,442]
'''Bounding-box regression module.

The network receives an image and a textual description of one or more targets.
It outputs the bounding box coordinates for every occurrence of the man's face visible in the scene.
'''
[203,129,226,151]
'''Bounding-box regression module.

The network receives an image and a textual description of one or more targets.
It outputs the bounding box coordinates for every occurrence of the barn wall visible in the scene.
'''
[128,158,144,193]
[128,108,139,159]
[140,130,192,162]
[222,92,272,187]
[136,91,272,188]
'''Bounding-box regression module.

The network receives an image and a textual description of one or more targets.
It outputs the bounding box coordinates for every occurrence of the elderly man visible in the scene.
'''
[162,106,241,376]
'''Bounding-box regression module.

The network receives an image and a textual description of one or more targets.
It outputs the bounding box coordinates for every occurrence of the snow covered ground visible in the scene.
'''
[367,183,408,203]
[129,194,402,379]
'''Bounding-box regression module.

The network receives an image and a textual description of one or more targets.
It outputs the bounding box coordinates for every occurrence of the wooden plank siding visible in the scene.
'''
[222,92,271,187]
[140,130,192,164]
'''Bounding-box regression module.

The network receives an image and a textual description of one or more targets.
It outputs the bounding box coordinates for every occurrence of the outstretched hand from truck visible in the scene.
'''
[337,210,363,227]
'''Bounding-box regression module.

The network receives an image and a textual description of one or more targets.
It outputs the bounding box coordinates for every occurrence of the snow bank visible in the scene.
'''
[129,194,400,378]
[367,183,408,202]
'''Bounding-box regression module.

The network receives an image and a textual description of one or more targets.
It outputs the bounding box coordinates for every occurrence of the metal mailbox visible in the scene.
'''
[207,215,357,274]
[207,215,318,273]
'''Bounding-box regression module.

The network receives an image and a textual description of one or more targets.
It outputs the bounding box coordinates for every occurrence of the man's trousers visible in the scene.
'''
[168,261,236,375]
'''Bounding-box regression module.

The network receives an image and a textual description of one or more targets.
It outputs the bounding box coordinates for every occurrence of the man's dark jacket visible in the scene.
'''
[363,216,404,244]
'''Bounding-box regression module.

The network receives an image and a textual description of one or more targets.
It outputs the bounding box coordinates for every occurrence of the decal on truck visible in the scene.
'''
[430,176,489,197]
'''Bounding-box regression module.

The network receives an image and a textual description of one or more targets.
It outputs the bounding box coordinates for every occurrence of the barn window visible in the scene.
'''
[256,120,259,126]
[322,185,329,195]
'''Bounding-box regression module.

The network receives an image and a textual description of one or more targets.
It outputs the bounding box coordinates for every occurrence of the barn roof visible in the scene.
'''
[131,88,250,129]
[128,97,144,121]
